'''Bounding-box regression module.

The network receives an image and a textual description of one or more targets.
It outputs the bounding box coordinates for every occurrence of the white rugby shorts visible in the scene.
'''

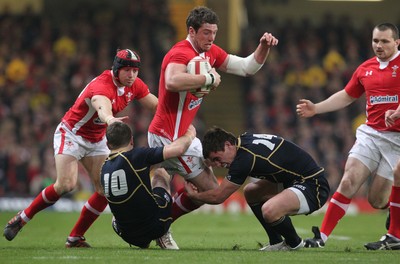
[148,132,205,180]
[53,122,109,160]
[349,124,400,181]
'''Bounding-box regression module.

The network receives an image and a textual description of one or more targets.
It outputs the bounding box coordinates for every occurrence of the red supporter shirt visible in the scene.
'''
[62,70,150,142]
[149,39,228,140]
[345,52,400,132]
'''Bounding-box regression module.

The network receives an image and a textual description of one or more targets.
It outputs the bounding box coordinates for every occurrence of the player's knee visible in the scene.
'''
[261,202,280,222]
[54,180,76,195]
[337,176,357,196]
[154,168,171,181]
[368,195,388,209]
[243,183,258,202]
[152,169,171,190]
[394,161,400,183]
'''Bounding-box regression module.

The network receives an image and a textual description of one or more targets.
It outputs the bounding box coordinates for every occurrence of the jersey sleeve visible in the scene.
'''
[132,78,151,100]
[169,49,192,65]
[226,150,253,185]
[137,147,165,165]
[210,44,228,69]
[88,80,115,99]
[344,65,365,98]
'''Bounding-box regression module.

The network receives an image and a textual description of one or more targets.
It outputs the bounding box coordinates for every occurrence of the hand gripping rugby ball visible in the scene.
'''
[186,56,212,98]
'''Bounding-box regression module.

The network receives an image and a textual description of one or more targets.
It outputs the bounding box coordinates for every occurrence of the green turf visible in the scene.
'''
[0,211,398,263]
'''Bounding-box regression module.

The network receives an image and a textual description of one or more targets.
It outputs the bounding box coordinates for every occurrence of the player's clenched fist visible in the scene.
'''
[260,32,279,47]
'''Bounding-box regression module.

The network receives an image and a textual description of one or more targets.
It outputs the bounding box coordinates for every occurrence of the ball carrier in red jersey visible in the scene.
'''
[296,22,400,249]
[148,6,278,249]
[3,49,159,247]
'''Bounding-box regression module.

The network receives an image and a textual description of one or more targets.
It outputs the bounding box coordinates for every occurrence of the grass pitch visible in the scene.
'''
[0,211,398,264]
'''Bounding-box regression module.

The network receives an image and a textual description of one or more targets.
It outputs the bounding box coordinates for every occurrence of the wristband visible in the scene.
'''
[209,73,215,85]
[204,73,215,86]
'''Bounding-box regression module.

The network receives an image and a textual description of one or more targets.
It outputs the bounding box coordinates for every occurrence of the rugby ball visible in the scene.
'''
[186,56,212,98]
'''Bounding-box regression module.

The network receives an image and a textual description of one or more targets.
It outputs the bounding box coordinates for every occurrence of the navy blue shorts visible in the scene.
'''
[112,187,173,248]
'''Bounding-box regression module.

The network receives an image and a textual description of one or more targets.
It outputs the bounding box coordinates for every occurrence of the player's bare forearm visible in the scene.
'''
[185,178,239,205]
[92,95,114,123]
[163,125,196,159]
[188,189,223,204]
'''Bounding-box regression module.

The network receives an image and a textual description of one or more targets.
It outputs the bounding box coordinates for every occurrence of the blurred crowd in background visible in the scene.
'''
[0,1,398,199]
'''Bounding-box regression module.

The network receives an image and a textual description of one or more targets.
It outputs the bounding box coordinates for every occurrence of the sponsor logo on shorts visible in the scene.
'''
[164,193,170,203]
[293,184,306,191]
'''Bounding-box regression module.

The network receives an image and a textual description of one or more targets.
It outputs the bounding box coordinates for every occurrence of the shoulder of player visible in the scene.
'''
[360,56,382,67]
[88,71,114,88]
[95,70,113,81]
[168,44,197,62]
[352,57,380,76]
[130,146,163,157]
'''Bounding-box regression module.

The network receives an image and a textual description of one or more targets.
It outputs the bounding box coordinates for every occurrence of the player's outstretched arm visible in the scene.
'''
[297,90,356,117]
[163,124,196,159]
[92,95,128,125]
[296,99,316,118]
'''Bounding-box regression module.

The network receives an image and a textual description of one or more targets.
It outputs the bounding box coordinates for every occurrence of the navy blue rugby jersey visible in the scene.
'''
[227,133,324,187]
[100,147,164,224]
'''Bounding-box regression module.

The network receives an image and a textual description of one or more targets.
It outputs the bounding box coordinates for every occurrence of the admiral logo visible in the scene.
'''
[188,97,203,110]
[370,95,398,105]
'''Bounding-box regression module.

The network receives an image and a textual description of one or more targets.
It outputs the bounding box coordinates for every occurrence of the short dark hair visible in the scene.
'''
[202,126,236,159]
[375,22,399,40]
[106,122,132,150]
[186,6,219,32]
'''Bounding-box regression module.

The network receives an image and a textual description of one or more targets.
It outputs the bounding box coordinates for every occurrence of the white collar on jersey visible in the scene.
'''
[186,36,206,58]
[111,70,125,96]
[376,50,400,69]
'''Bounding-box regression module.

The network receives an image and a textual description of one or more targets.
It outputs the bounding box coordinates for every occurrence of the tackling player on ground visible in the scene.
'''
[185,126,330,251]
[148,6,278,249]
[101,122,195,249]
